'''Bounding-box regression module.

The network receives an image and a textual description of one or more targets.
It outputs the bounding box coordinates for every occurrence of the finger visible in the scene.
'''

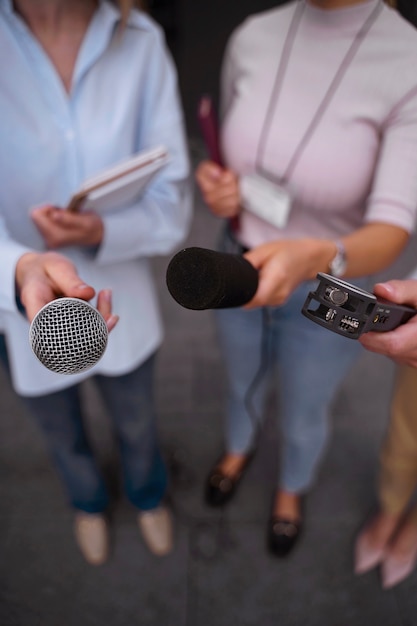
[221,169,238,184]
[49,209,89,228]
[96,289,119,332]
[196,162,222,185]
[204,192,240,216]
[44,254,95,300]
[30,203,56,216]
[197,160,223,179]
[30,204,56,223]
[96,289,112,318]
[360,320,416,358]
[245,265,285,308]
[106,315,119,332]
[373,280,417,308]
[359,332,391,355]
[244,245,272,271]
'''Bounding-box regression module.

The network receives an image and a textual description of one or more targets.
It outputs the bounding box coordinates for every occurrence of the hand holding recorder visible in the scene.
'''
[302,273,417,341]
[357,278,417,367]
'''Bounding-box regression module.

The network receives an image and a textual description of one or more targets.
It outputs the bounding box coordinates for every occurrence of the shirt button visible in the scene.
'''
[65,130,75,141]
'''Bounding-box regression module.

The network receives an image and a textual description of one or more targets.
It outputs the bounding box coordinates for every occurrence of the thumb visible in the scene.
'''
[373,279,417,308]
[45,255,95,300]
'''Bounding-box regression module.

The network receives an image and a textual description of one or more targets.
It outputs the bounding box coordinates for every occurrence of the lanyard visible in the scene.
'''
[255,0,383,184]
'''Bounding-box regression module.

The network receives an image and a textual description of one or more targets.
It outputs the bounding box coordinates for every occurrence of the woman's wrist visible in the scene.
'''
[303,239,339,279]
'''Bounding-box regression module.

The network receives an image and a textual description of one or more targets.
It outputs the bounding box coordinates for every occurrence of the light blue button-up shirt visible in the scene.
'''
[0,0,192,395]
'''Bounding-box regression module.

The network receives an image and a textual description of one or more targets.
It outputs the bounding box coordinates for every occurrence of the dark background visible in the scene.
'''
[149,0,417,137]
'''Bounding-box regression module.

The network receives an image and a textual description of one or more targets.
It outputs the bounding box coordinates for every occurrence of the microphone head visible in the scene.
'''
[166,246,258,310]
[29,297,109,375]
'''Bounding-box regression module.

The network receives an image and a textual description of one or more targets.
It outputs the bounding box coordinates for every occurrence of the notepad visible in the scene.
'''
[66,145,169,213]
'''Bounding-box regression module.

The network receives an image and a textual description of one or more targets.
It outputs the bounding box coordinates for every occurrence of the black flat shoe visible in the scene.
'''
[268,515,302,557]
[205,452,255,507]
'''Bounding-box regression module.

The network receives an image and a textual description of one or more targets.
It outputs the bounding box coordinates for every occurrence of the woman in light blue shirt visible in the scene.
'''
[0,0,192,565]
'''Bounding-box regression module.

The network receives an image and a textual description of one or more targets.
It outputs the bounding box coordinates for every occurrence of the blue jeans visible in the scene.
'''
[0,336,167,514]
[215,228,367,493]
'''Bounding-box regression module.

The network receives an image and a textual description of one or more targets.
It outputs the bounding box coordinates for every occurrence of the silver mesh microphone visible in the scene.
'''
[29,297,109,375]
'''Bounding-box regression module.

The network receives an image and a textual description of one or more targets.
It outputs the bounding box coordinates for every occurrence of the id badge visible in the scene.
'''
[239,172,292,229]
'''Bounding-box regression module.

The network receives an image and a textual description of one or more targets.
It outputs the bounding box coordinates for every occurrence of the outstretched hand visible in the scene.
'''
[359,280,417,367]
[15,251,119,331]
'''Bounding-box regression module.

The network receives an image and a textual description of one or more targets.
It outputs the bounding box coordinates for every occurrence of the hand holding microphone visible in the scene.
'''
[29,297,109,374]
[15,251,119,374]
[166,239,328,312]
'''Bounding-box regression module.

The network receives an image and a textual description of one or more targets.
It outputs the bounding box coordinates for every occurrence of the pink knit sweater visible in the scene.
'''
[221,0,417,248]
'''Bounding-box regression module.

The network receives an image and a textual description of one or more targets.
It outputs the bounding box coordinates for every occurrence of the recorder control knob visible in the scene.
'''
[325,287,349,307]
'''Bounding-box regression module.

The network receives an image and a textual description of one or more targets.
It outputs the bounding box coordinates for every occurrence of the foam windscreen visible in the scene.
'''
[166,246,258,310]
[29,298,108,375]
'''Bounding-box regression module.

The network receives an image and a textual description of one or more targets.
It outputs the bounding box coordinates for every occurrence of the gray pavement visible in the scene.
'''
[2,140,417,625]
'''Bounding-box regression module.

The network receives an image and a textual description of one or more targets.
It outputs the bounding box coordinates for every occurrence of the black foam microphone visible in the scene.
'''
[166,246,258,310]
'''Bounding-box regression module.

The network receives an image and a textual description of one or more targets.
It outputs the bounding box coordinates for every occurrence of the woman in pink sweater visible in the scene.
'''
[196,0,417,557]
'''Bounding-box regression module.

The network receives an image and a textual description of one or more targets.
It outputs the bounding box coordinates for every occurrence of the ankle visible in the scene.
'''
[217,452,249,476]
[273,490,302,521]
[388,516,417,557]
[366,510,403,545]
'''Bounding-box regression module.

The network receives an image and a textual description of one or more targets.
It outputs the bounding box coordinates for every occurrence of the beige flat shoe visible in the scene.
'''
[137,506,174,556]
[74,512,109,566]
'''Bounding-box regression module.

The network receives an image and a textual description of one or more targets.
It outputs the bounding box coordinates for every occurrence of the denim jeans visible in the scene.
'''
[215,227,367,493]
[0,336,167,514]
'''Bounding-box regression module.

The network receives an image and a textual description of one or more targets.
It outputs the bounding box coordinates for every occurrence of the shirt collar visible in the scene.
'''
[0,0,150,30]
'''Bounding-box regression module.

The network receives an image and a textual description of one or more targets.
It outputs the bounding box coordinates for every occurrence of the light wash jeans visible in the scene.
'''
[0,337,167,514]
[215,227,368,493]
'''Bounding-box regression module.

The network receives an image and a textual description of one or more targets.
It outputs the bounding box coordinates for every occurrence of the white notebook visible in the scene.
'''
[66,145,169,213]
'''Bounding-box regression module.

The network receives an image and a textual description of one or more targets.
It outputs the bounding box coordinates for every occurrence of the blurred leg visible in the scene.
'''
[379,365,417,515]
[214,305,271,455]
[20,384,109,513]
[275,280,363,494]
[95,354,167,511]
[268,280,364,555]
[356,366,417,578]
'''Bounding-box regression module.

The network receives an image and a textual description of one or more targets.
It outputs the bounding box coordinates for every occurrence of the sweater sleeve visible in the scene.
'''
[364,85,417,234]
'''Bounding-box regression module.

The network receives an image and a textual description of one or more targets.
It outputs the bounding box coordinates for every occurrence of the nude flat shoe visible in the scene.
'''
[137,505,174,556]
[74,512,109,566]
